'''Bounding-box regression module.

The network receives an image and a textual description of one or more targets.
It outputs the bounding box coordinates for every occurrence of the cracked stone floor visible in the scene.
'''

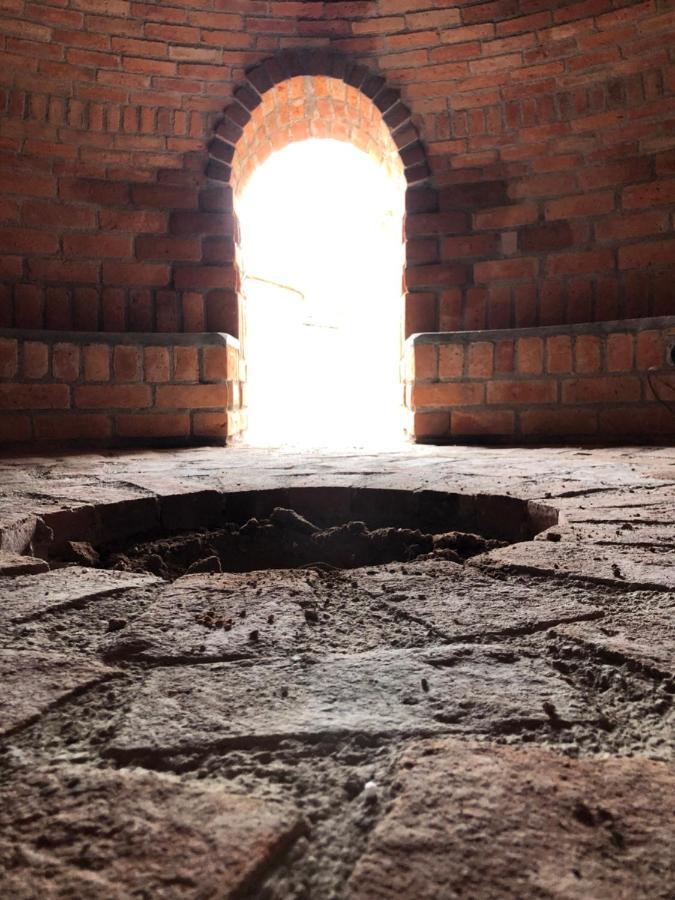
[0,440,673,898]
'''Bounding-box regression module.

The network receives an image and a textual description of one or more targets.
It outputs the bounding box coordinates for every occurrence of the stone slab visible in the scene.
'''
[0,566,163,625]
[348,739,675,900]
[0,765,304,899]
[0,552,48,576]
[109,645,593,760]
[105,569,316,663]
[554,596,675,678]
[473,540,675,591]
[351,559,603,639]
[0,650,119,737]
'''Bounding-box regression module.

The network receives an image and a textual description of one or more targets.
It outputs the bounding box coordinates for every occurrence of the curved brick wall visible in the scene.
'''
[1,0,673,337]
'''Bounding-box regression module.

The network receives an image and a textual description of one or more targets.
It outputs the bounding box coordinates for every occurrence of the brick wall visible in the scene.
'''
[404,316,675,441]
[1,0,674,335]
[0,330,245,446]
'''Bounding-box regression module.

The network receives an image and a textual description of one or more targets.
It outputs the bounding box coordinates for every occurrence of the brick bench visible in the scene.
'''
[404,317,675,442]
[0,330,245,446]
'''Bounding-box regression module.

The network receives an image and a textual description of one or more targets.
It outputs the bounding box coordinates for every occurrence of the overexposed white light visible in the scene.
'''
[238,139,405,448]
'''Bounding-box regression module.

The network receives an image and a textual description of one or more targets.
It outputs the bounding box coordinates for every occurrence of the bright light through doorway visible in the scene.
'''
[237,139,406,448]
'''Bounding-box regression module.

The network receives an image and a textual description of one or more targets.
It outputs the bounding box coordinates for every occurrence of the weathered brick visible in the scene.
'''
[487,380,556,404]
[23,342,49,380]
[156,384,228,410]
[83,344,110,382]
[562,376,641,404]
[0,338,18,379]
[517,337,544,374]
[575,335,602,373]
[74,385,151,409]
[52,343,80,382]
[606,333,633,372]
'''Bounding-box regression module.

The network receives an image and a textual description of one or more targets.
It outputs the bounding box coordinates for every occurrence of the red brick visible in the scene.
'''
[29,259,100,284]
[636,330,664,369]
[562,376,641,404]
[618,239,675,270]
[0,414,31,442]
[599,404,675,437]
[136,236,202,261]
[23,342,49,379]
[192,411,229,442]
[487,380,556,404]
[34,414,112,441]
[0,383,70,410]
[113,345,141,382]
[116,413,190,438]
[0,338,18,378]
[544,192,614,220]
[409,411,450,439]
[174,265,237,291]
[14,285,44,329]
[412,382,485,408]
[438,290,463,331]
[546,250,614,276]
[519,408,597,435]
[546,335,573,374]
[607,333,634,372]
[438,343,465,377]
[405,293,437,337]
[517,337,544,374]
[74,385,151,409]
[156,383,228,409]
[575,335,602,373]
[182,293,206,333]
[203,345,229,383]
[406,263,468,289]
[63,234,132,258]
[0,227,59,255]
[467,341,494,377]
[83,344,110,382]
[101,262,170,287]
[595,211,669,243]
[495,339,515,373]
[474,257,537,282]
[52,343,80,382]
[622,180,675,209]
[412,344,437,380]
[451,409,515,435]
[174,346,199,382]
[441,234,497,259]
[144,346,170,383]
[519,222,574,253]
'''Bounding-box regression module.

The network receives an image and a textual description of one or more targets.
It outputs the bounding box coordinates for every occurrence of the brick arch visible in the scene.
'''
[194,51,437,348]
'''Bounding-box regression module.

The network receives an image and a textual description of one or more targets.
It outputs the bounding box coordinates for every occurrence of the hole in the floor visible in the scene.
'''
[49,487,557,580]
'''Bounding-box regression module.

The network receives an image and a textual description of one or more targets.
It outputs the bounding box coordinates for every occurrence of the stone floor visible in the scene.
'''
[0,440,673,898]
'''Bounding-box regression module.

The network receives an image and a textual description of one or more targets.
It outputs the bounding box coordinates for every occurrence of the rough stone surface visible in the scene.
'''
[348,739,675,900]
[350,559,603,639]
[0,765,305,899]
[105,566,438,662]
[555,596,675,679]
[109,646,593,761]
[0,444,672,898]
[474,539,675,591]
[0,650,118,737]
[0,552,48,576]
[0,566,162,626]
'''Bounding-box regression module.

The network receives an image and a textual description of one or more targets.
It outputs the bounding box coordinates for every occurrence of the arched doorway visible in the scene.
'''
[201,54,435,445]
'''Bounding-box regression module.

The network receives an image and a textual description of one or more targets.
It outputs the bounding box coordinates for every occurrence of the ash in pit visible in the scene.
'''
[103,507,507,580]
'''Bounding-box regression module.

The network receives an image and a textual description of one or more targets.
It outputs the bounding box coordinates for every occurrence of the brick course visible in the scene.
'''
[404,317,675,441]
[0,331,244,446]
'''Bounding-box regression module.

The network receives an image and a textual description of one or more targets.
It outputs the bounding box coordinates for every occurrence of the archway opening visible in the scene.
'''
[237,137,406,448]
